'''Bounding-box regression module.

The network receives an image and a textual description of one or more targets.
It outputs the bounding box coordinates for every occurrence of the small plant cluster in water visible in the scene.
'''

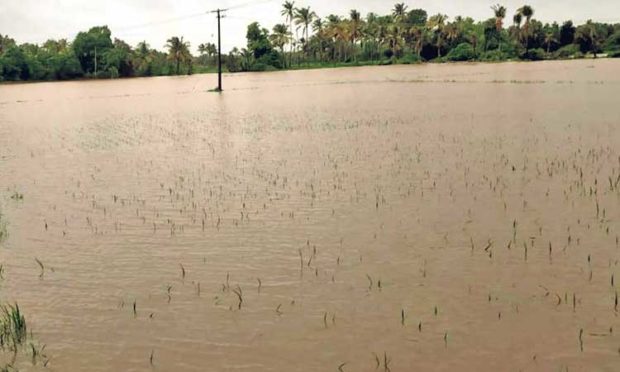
[0,206,48,370]
[0,303,49,370]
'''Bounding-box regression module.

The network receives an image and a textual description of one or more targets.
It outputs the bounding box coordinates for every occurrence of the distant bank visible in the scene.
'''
[1,3,619,83]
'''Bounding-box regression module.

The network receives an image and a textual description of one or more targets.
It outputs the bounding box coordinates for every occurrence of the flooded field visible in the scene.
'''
[1,59,620,371]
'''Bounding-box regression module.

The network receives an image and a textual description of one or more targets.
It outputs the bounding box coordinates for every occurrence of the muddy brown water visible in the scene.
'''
[1,60,620,371]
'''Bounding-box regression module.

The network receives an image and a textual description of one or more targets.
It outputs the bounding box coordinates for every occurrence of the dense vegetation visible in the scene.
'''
[1,3,620,81]
[0,27,219,82]
[231,2,620,71]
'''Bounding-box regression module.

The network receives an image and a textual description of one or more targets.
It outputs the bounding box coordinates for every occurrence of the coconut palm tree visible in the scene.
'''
[384,24,403,58]
[428,14,448,58]
[466,31,479,54]
[392,3,408,21]
[444,22,460,46]
[513,13,523,28]
[517,5,534,23]
[367,12,378,25]
[281,1,296,62]
[198,43,207,56]
[312,18,326,61]
[206,43,217,58]
[294,6,316,58]
[313,18,324,34]
[270,23,292,65]
[165,36,191,75]
[409,26,428,58]
[328,21,351,62]
[133,41,153,75]
[349,10,363,45]
[575,20,602,58]
[491,4,507,52]
[197,43,216,65]
[544,32,558,53]
[240,48,253,70]
[349,9,364,60]
[516,5,534,51]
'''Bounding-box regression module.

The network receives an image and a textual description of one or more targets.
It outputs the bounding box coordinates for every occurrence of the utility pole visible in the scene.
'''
[217,9,222,91]
[209,8,226,92]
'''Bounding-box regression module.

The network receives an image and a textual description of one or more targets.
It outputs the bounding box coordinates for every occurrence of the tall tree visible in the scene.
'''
[165,36,191,75]
[407,9,428,26]
[544,31,558,53]
[312,18,326,61]
[516,5,535,51]
[72,26,114,74]
[281,1,296,62]
[575,20,603,57]
[349,9,364,60]
[270,24,292,61]
[408,26,427,58]
[294,7,316,58]
[0,34,17,54]
[133,41,153,75]
[428,14,448,58]
[559,20,576,46]
[491,4,507,52]
[392,3,408,21]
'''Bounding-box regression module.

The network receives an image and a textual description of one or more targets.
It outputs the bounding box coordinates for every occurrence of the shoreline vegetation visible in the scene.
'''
[1,3,619,84]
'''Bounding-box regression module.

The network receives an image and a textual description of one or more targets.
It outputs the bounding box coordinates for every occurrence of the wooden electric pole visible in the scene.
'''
[213,8,226,92]
[217,9,222,91]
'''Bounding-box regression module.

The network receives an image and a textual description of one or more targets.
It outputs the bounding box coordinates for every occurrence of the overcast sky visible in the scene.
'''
[1,0,619,53]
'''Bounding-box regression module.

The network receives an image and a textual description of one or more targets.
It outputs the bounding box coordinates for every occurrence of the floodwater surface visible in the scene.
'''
[1,60,620,371]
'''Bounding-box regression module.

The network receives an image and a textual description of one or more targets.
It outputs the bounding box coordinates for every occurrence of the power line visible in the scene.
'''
[115,12,208,32]
[225,0,278,11]
[112,0,276,34]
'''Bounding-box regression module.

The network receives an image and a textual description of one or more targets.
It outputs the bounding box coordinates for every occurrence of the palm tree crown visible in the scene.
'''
[392,3,408,19]
[165,36,191,75]
[491,4,507,31]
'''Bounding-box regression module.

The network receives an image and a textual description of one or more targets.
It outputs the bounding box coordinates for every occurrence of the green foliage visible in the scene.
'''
[246,22,273,60]
[559,21,576,46]
[575,21,607,55]
[406,9,428,26]
[0,46,29,80]
[226,49,243,73]
[480,50,511,61]
[242,22,286,71]
[256,51,283,70]
[522,48,546,60]
[446,43,477,61]
[398,52,422,64]
[604,30,620,52]
[554,44,582,59]
[165,36,192,75]
[72,26,114,74]
[48,49,83,80]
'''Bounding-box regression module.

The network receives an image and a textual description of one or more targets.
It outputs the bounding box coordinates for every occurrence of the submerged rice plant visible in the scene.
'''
[0,211,7,243]
[0,304,27,352]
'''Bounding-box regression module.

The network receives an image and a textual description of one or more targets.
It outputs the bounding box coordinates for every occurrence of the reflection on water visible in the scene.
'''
[0,60,619,371]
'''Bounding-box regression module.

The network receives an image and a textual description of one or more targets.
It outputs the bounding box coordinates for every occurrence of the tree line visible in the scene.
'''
[1,3,620,81]
[232,2,620,71]
[0,26,220,82]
